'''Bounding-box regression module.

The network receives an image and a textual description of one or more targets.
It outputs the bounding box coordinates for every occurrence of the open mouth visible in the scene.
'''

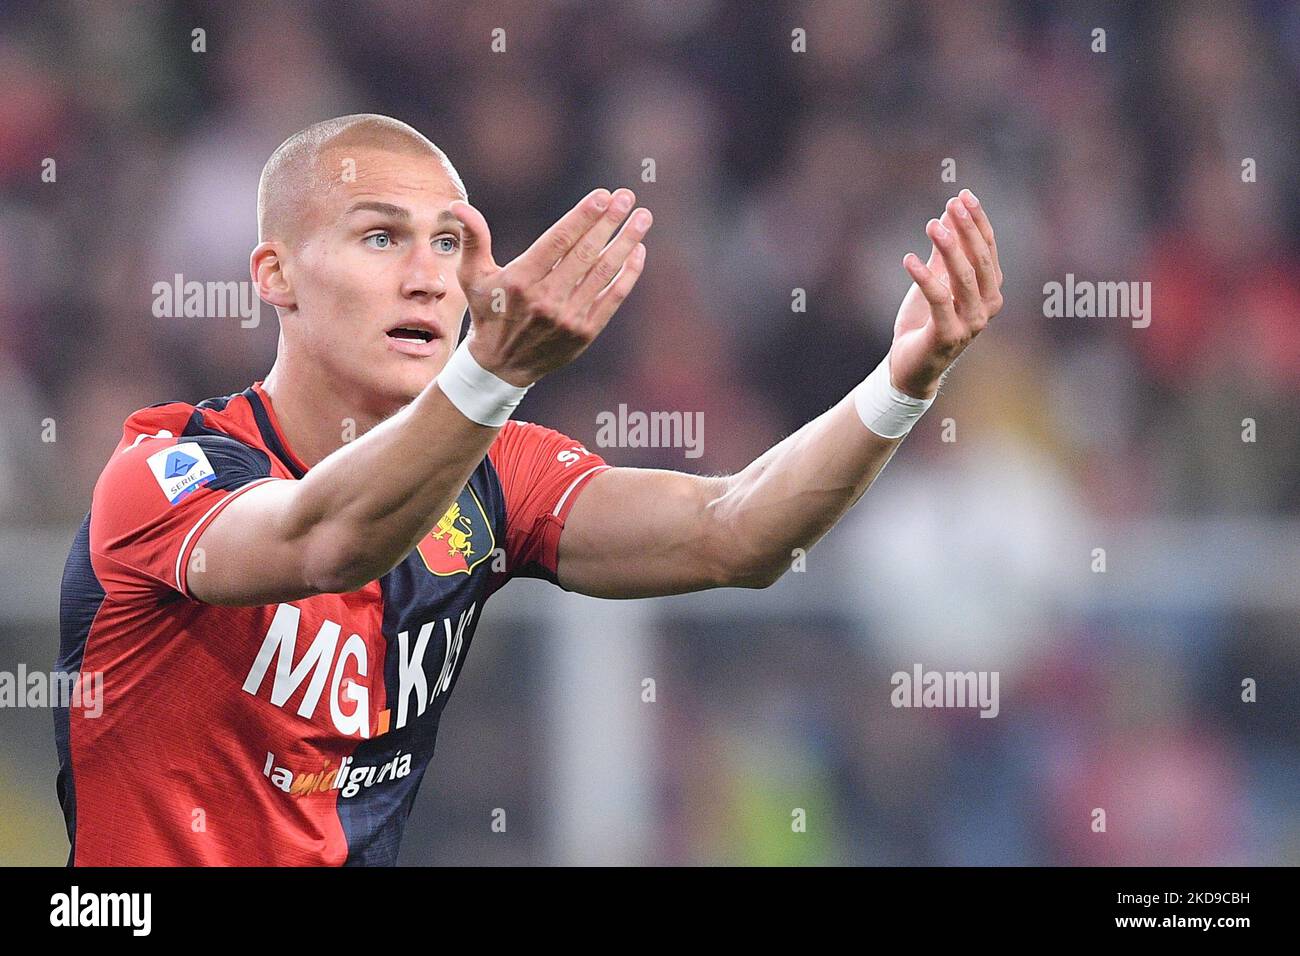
[386,327,435,343]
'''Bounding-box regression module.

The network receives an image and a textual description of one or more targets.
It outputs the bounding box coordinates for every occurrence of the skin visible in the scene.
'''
[555,189,1005,596]
[192,128,651,602]
[254,146,471,464]
[893,192,1005,400]
[251,143,650,466]
[189,115,1002,604]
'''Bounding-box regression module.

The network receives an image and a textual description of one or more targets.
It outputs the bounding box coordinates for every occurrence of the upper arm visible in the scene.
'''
[555,466,741,599]
[89,432,357,606]
[184,478,343,605]
[487,421,743,599]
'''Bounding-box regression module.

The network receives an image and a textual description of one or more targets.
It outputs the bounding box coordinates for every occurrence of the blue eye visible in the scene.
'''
[434,235,461,254]
[364,231,392,249]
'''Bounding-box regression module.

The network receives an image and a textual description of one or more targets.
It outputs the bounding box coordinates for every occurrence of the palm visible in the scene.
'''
[881,191,1003,400]
[890,246,952,396]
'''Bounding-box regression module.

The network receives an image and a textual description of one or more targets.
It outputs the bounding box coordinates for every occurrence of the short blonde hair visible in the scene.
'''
[256,114,467,243]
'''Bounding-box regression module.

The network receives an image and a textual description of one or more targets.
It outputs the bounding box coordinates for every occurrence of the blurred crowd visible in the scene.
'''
[1,0,1297,864]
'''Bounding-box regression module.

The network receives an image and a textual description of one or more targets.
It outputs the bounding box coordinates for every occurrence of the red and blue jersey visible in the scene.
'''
[54,382,609,865]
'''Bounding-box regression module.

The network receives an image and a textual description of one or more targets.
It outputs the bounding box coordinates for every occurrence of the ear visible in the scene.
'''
[251,241,296,310]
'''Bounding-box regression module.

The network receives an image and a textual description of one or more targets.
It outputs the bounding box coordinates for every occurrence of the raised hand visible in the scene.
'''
[450,188,652,386]
[889,189,1004,399]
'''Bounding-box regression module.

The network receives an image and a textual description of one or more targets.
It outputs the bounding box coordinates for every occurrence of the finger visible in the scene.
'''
[903,251,960,339]
[544,188,636,292]
[511,188,613,285]
[944,196,996,302]
[929,217,981,319]
[448,200,498,291]
[924,240,951,289]
[959,189,1001,286]
[570,206,653,311]
[585,242,647,332]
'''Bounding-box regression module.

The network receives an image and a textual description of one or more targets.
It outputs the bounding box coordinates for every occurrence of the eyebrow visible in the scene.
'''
[345,201,461,228]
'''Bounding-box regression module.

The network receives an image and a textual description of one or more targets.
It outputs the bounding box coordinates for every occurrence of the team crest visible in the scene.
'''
[416,486,495,576]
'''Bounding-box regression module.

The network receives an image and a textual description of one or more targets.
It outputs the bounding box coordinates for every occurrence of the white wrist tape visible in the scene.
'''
[853,354,934,438]
[436,344,532,427]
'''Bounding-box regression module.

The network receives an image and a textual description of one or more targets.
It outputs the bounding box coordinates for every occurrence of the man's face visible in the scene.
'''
[283,146,468,414]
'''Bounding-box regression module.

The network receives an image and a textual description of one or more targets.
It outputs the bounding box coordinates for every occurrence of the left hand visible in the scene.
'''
[888,189,1004,399]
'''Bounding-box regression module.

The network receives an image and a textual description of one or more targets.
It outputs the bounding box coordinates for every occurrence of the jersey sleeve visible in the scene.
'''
[89,433,277,601]
[486,420,610,589]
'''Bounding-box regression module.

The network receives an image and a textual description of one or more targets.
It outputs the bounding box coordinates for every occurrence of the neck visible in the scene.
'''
[260,348,390,470]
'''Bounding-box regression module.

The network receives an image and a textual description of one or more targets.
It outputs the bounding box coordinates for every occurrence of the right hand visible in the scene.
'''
[449,188,652,386]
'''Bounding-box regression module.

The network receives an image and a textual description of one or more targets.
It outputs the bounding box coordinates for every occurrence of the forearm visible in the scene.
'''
[556,191,1002,599]
[711,393,905,583]
[291,380,500,589]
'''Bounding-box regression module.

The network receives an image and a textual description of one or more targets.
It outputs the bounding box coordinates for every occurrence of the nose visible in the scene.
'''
[399,245,447,302]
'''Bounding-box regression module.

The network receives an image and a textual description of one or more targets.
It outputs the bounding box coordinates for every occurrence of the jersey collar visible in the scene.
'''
[245,382,310,479]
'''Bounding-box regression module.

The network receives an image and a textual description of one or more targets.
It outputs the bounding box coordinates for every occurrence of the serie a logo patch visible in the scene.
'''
[145,441,217,504]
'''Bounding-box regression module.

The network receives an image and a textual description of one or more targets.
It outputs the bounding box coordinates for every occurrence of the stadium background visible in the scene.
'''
[1,0,1297,865]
